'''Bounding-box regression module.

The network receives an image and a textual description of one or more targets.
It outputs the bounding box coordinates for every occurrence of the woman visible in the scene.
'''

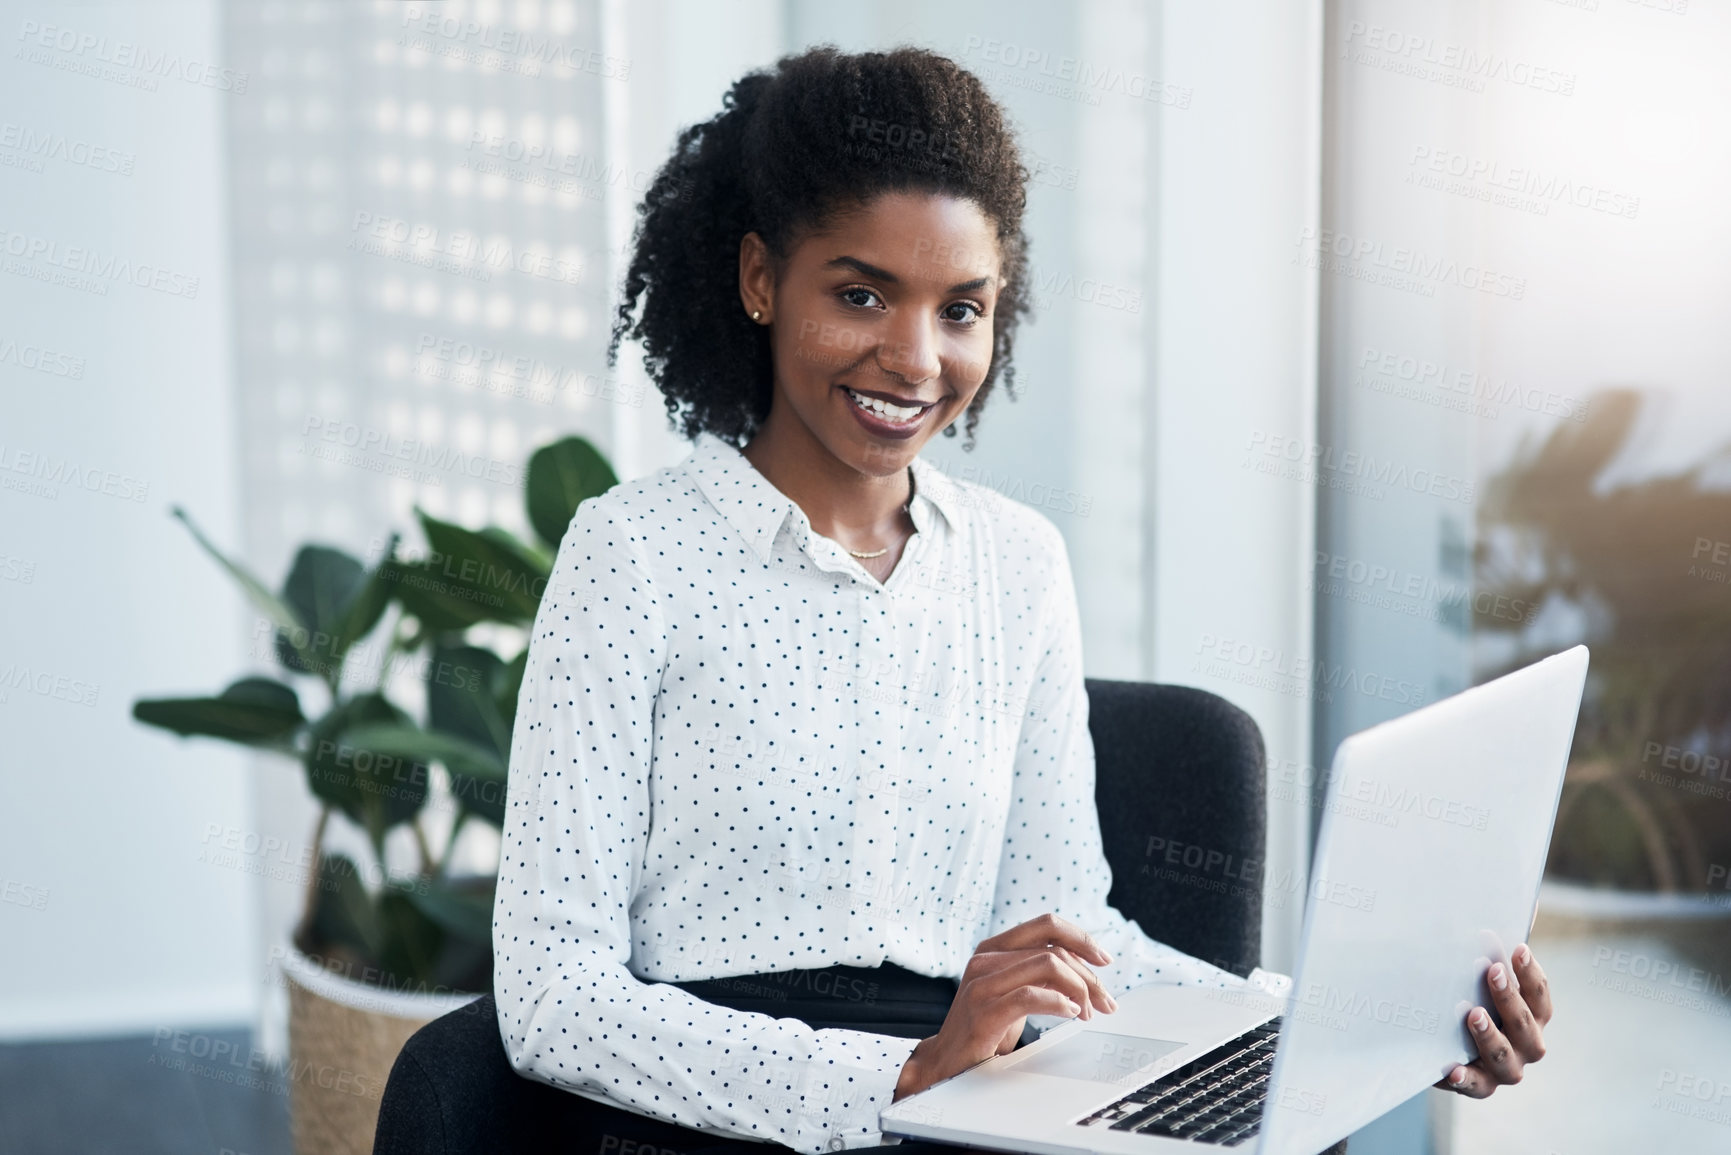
[492,45,1552,1155]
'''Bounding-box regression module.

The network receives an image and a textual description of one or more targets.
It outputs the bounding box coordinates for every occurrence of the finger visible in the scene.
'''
[961,950,1035,986]
[1485,960,1545,1062]
[983,984,1086,1031]
[1511,943,1554,1026]
[1438,1062,1497,1100]
[1465,1005,1523,1085]
[1046,945,1117,1014]
[961,949,1080,999]
[976,912,1112,967]
[970,951,1093,1019]
[965,947,1115,1017]
[960,985,1079,1060]
[975,913,1112,967]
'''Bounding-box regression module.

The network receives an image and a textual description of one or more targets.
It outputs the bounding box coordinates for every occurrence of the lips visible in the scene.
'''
[842,385,934,424]
[838,384,938,441]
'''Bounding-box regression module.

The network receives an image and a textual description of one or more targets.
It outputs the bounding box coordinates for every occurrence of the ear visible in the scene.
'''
[738,232,775,325]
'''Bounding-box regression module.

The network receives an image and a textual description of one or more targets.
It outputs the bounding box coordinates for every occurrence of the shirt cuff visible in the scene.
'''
[807,1032,921,1152]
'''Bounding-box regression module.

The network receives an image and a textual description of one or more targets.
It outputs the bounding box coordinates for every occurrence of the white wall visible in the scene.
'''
[0,0,253,1038]
[1145,0,1324,972]
[599,0,786,481]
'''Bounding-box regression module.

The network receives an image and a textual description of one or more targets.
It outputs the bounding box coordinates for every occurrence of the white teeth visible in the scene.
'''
[845,387,925,423]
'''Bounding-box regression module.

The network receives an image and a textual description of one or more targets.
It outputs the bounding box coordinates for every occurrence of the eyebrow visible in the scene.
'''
[825,255,992,294]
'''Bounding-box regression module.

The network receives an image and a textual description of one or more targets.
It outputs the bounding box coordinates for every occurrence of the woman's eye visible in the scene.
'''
[837,289,982,323]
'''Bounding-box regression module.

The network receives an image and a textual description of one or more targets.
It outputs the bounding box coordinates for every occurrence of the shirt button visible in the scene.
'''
[826,1134,847,1151]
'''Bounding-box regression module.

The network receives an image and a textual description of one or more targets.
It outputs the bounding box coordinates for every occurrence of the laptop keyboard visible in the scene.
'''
[1074,1018,1282,1146]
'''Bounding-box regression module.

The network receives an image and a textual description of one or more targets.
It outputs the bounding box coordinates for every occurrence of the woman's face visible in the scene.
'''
[741,191,1003,477]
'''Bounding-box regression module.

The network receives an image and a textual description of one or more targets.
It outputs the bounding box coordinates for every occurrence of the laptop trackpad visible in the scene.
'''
[1013,1031,1186,1083]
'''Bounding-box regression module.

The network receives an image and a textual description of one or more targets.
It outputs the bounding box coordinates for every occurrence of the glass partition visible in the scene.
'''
[1319,1,1731,1150]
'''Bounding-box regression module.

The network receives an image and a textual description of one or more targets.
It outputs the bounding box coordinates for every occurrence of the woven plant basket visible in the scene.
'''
[280,946,481,1155]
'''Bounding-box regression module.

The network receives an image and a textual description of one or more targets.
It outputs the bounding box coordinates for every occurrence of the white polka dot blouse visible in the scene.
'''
[493,431,1268,1152]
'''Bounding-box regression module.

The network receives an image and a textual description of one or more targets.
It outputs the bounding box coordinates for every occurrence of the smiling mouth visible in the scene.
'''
[841,385,936,425]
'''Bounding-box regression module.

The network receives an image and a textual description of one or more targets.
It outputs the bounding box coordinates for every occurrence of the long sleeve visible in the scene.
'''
[492,499,918,1153]
[987,518,1259,1000]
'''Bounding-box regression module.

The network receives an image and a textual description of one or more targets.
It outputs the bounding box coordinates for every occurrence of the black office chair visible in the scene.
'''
[375,679,1272,1154]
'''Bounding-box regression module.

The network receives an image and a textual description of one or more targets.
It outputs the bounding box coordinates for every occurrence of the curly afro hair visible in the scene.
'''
[607,45,1032,449]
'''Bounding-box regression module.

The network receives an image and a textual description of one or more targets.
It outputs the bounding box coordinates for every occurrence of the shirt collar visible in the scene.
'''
[685,431,963,565]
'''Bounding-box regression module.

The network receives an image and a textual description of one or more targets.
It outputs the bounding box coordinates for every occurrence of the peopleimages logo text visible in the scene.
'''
[0,336,85,379]
[349,212,581,285]
[0,228,200,298]
[1193,633,1427,707]
[0,122,135,174]
[1245,431,1476,503]
[1408,146,1639,219]
[1296,228,1525,300]
[1341,21,1576,96]
[301,418,524,487]
[397,5,629,79]
[0,443,148,501]
[15,20,248,92]
[1356,346,1586,423]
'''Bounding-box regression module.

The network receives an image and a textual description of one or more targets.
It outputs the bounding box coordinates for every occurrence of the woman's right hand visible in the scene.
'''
[893,913,1118,1101]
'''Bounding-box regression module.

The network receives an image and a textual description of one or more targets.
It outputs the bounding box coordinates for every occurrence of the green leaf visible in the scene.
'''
[427,645,509,757]
[426,643,514,824]
[387,511,549,629]
[382,557,491,633]
[274,546,363,675]
[305,694,430,840]
[338,722,506,783]
[403,874,494,945]
[302,853,381,961]
[376,888,445,992]
[273,541,398,678]
[330,535,398,668]
[171,507,308,658]
[132,677,305,746]
[299,865,492,993]
[397,874,495,990]
[526,436,617,551]
[373,880,494,992]
[428,930,492,993]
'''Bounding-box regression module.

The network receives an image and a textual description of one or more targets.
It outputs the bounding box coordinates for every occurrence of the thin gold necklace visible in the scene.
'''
[848,499,913,559]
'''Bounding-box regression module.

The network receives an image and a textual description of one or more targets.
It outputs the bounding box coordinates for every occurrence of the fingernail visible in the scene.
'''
[1470,1008,1490,1031]
[1448,1066,1466,1085]
[1488,963,1507,992]
[1105,993,1119,1012]
[1514,944,1531,966]
[1065,999,1082,1017]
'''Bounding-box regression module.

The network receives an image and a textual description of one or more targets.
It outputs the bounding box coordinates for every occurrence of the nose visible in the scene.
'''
[874,312,942,386]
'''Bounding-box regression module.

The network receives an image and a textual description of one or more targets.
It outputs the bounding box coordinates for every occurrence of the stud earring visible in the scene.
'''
[752,310,762,322]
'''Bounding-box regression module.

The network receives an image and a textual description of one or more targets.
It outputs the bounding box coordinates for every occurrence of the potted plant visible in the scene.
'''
[133,435,618,1154]
[1475,389,1731,922]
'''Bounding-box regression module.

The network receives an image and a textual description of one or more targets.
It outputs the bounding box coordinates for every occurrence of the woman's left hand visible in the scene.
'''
[1437,942,1553,1098]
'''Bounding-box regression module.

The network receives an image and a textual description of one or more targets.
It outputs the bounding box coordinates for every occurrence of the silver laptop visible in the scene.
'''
[881,645,1589,1154]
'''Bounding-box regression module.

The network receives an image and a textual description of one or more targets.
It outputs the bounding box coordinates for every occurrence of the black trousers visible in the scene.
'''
[556,962,1346,1155]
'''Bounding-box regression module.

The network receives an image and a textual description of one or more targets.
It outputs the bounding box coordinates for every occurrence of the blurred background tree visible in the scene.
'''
[1477,390,1731,893]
